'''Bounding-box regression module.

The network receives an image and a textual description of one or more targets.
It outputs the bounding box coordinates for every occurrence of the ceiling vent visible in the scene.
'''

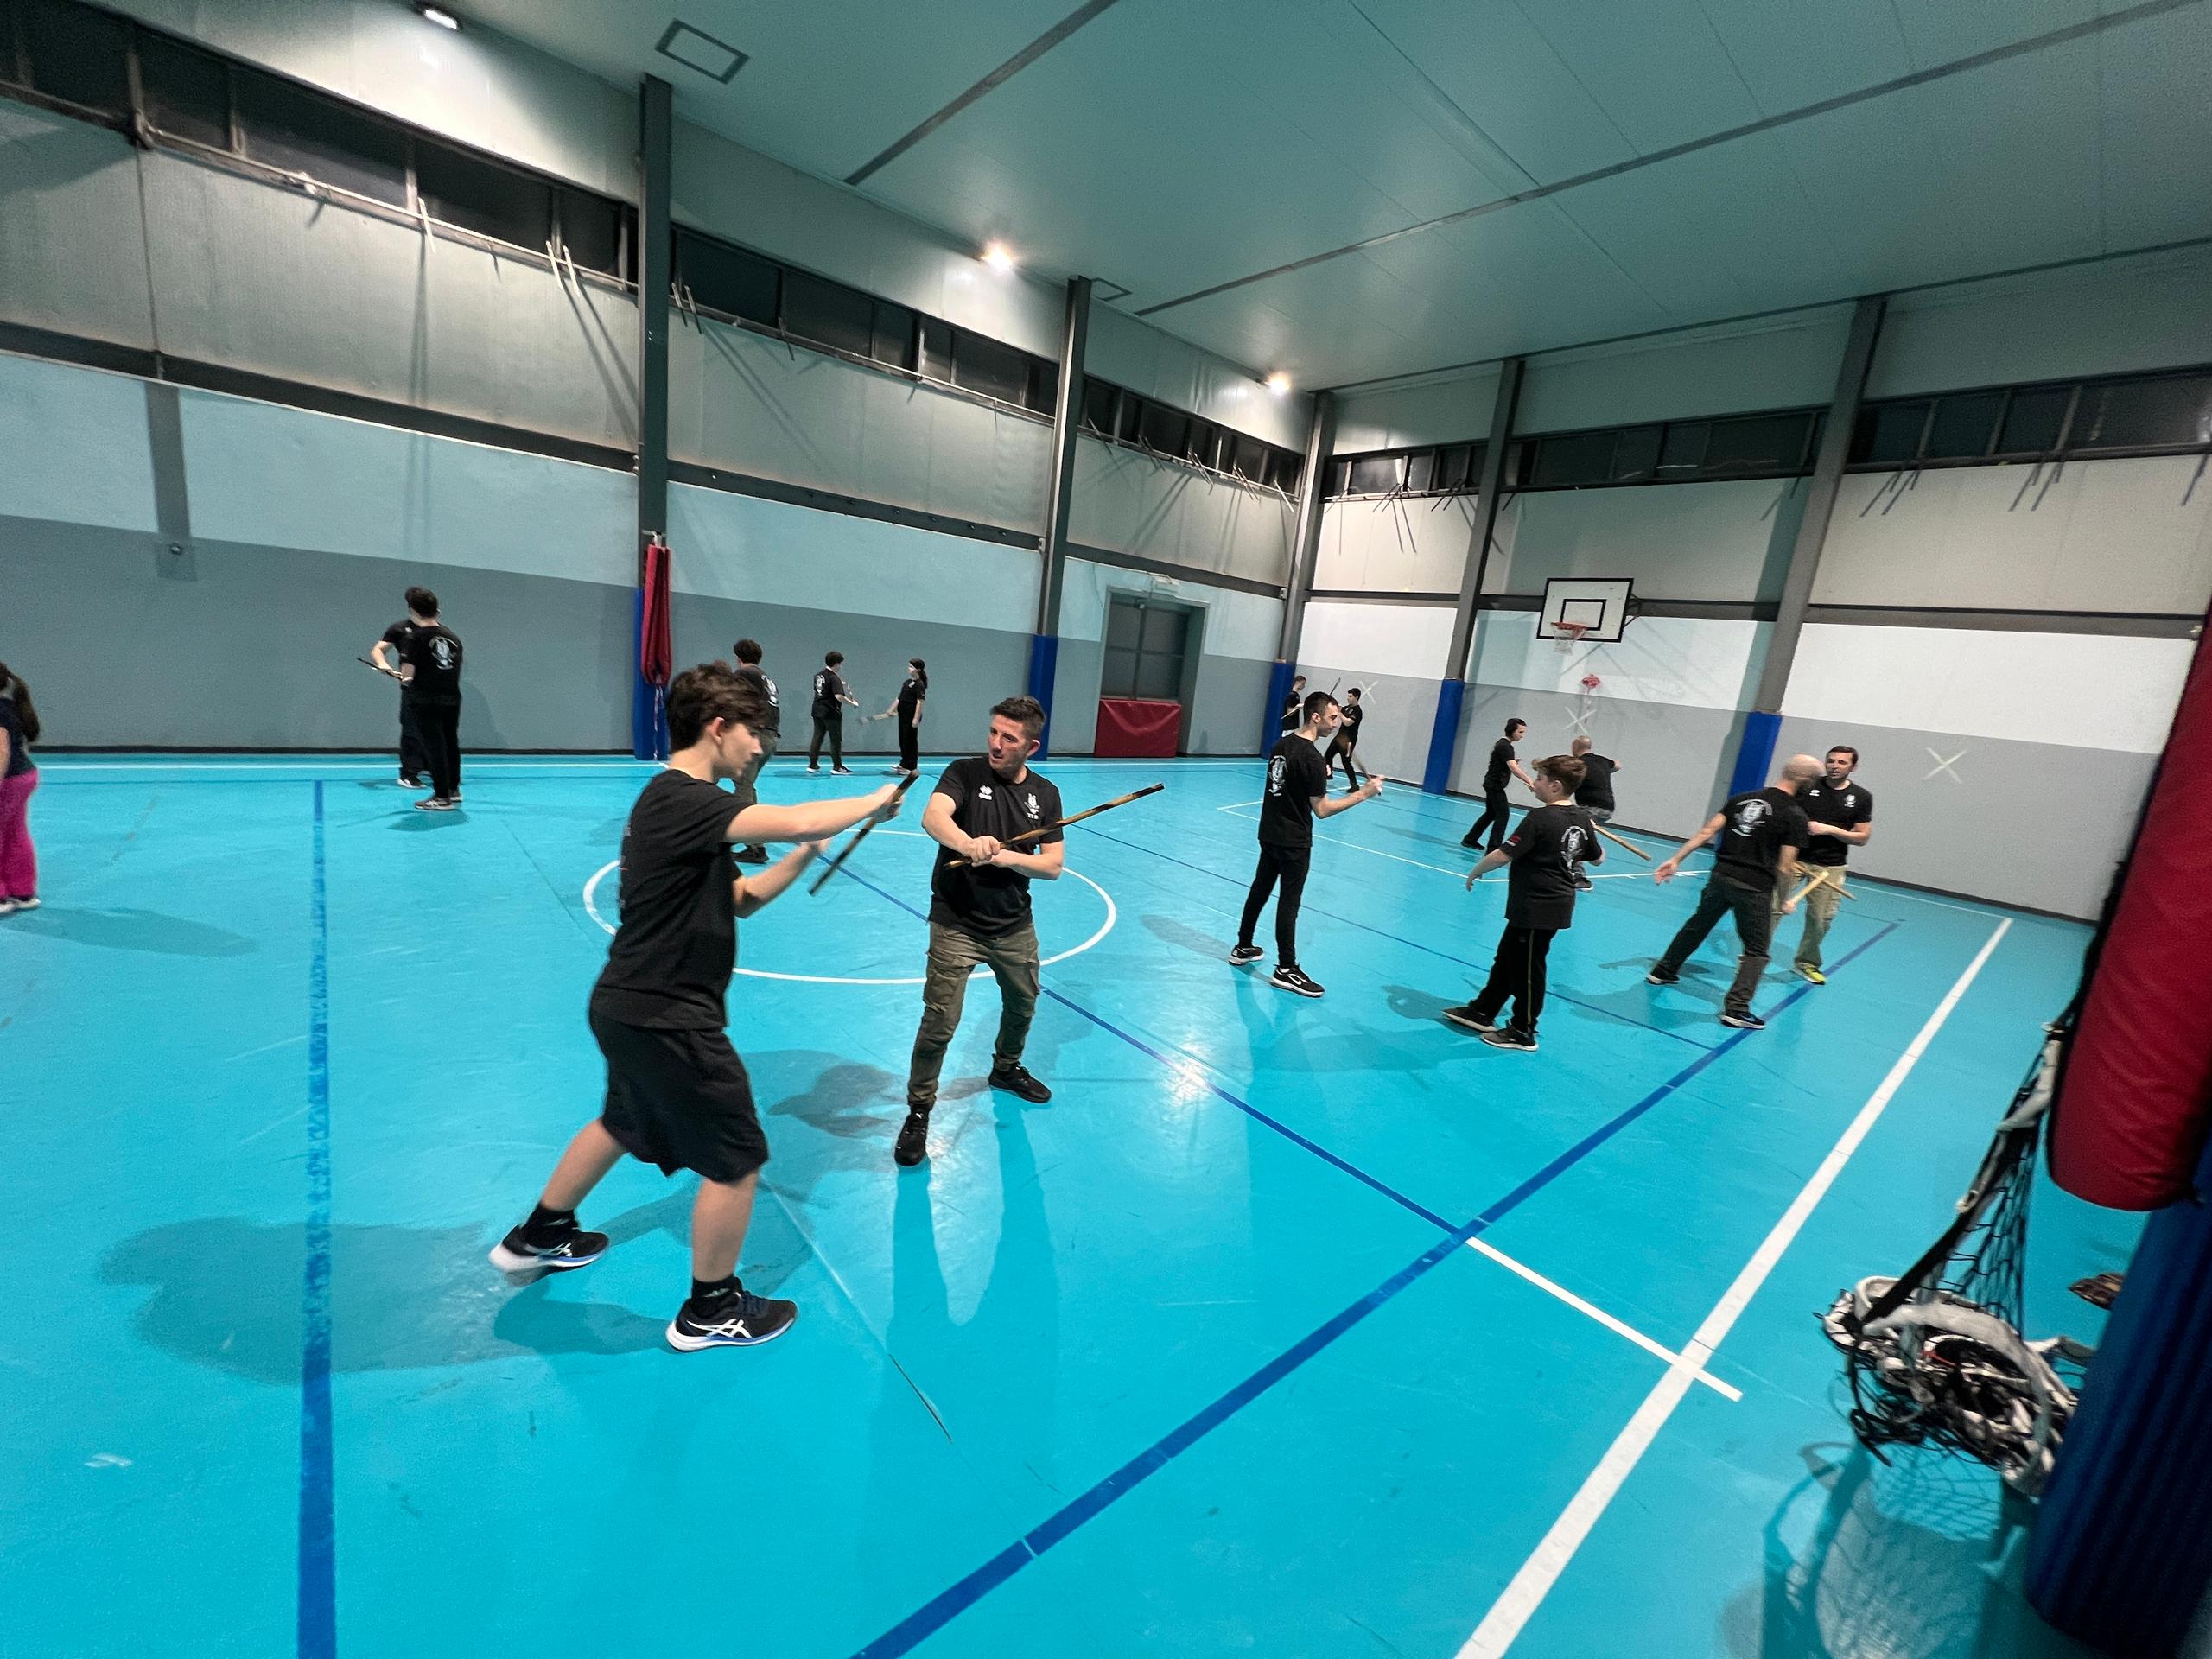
[654,20,747,85]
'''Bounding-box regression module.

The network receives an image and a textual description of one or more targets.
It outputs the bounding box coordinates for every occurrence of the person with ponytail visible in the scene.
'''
[0,663,39,915]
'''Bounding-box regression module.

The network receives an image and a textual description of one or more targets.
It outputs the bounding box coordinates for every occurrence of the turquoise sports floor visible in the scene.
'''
[4,753,2138,1659]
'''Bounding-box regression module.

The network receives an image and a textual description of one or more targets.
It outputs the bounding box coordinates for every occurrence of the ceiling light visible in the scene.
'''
[982,243,1016,272]
[1265,372,1292,395]
[415,3,461,28]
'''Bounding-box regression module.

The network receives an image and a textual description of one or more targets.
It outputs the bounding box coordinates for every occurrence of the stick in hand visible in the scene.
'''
[944,782,1165,868]
[807,774,917,894]
[358,656,402,680]
[1591,822,1652,861]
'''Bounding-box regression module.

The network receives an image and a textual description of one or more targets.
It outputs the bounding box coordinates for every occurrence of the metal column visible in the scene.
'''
[1726,294,1885,794]
[630,75,674,760]
[1265,389,1337,748]
[1422,357,1523,793]
[1027,275,1091,757]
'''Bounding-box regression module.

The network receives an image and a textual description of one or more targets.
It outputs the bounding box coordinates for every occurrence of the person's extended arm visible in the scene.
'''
[1777,845,1802,885]
[1806,819,1872,845]
[1314,775,1383,818]
[1465,845,1511,887]
[1654,812,1726,884]
[368,640,402,677]
[1510,758,1537,789]
[733,842,824,917]
[922,791,1000,866]
[728,784,898,845]
[991,840,1064,880]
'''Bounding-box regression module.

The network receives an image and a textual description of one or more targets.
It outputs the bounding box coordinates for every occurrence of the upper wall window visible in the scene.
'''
[1853,365,2212,467]
[416,139,552,251]
[138,31,228,147]
[1995,386,2071,455]
[1083,376,1304,493]
[17,0,130,117]
[783,270,876,359]
[679,232,778,325]
[234,69,410,207]
[2075,372,2212,452]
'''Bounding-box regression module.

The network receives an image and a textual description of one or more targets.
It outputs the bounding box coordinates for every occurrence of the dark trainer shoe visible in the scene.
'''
[488,1222,609,1274]
[989,1062,1052,1103]
[1480,1027,1539,1052]
[894,1107,931,1166]
[666,1285,798,1351]
[1442,1004,1497,1033]
[1719,1009,1767,1030]
[1271,964,1325,998]
[733,844,769,865]
[1645,965,1680,986]
[1228,944,1265,966]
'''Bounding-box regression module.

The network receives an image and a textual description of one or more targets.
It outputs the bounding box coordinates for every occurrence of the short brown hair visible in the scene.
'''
[667,661,772,748]
[991,695,1046,737]
[1533,753,1586,791]
[404,586,438,617]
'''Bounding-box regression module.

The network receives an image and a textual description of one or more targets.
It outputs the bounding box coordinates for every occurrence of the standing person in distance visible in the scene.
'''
[1230,690,1385,998]
[727,637,780,866]
[1645,753,1818,1030]
[1777,745,1874,985]
[488,662,902,1351]
[0,663,41,917]
[1325,686,1366,792]
[871,658,927,779]
[1279,674,1307,738]
[370,594,432,788]
[895,696,1063,1168]
[808,650,859,775]
[1463,717,1535,851]
[371,588,465,811]
[1567,734,1621,890]
[1445,754,1601,1052]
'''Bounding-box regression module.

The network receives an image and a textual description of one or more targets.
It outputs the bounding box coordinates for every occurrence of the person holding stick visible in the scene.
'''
[369,587,465,810]
[807,650,859,774]
[1279,675,1307,738]
[727,637,780,865]
[895,696,1064,1168]
[1325,686,1366,792]
[869,658,927,778]
[487,662,899,1351]
[1645,754,1817,1030]
[368,588,438,790]
[1463,718,1535,851]
[1776,745,1873,985]
[1231,690,1385,999]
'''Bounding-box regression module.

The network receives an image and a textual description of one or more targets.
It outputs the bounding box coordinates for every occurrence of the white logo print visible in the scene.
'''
[430,638,458,669]
[978,785,994,800]
[1731,800,1770,836]
[1267,755,1287,796]
[1026,793,1039,817]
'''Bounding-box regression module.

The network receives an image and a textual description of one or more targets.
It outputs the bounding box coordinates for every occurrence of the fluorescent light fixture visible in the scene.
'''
[982,242,1016,272]
[1265,372,1292,395]
[415,3,461,28]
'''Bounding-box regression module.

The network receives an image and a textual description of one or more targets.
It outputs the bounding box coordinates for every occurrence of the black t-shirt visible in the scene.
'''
[589,770,741,1029]
[1712,787,1810,891]
[733,664,780,736]
[1280,693,1303,734]
[1799,779,1873,867]
[1338,703,1363,746]
[0,695,31,779]
[812,668,848,720]
[1501,804,1602,930]
[896,675,926,721]
[929,757,1065,935]
[389,621,463,704]
[1483,738,1516,792]
[1259,734,1330,849]
[1574,753,1618,812]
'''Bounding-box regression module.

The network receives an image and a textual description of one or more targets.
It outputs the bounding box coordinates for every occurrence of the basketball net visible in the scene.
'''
[1552,622,1599,734]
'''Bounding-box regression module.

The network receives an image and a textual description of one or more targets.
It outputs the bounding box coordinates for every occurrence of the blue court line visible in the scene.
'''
[1076,822,1717,1052]
[846,916,1902,1658]
[298,784,337,1659]
[833,867,1458,1235]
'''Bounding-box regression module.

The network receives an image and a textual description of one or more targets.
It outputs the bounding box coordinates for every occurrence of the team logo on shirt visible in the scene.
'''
[430,638,458,669]
[1025,793,1039,817]
[1731,799,1771,835]
[978,785,994,800]
[1561,824,1593,861]
[764,677,779,706]
[1267,755,1287,795]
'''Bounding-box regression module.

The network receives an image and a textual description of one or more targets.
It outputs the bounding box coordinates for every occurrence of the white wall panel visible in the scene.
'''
[1474,610,1764,713]
[671,482,1038,636]
[1297,600,1456,680]
[0,353,159,533]
[1782,624,2196,753]
[1314,495,1478,594]
[1497,476,1800,601]
[1067,438,1294,587]
[1518,308,1851,433]
[1059,557,1281,660]
[0,97,156,349]
[1333,368,1501,452]
[1085,305,1309,449]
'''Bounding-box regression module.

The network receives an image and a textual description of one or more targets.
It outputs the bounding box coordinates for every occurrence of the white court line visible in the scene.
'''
[1464,1237,1739,1402]
[1458,917,2012,1659]
[1217,804,1468,879]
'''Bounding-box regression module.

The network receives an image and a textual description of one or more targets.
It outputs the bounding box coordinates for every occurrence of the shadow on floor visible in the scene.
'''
[9,908,257,957]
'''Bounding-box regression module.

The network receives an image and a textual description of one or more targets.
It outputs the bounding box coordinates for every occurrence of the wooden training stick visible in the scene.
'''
[1592,821,1652,861]
[1783,866,1857,907]
[806,773,918,895]
[944,782,1165,868]
[358,655,401,679]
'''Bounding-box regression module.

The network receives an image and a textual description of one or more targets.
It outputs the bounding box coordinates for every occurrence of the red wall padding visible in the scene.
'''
[1093,697,1179,758]
[2050,620,2212,1209]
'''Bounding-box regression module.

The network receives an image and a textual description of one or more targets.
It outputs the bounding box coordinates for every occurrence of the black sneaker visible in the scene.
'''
[1460,833,1482,849]
[989,1062,1052,1103]
[1719,1010,1767,1030]
[733,844,769,865]
[1645,965,1680,986]
[415,797,458,812]
[805,765,820,774]
[487,1222,609,1274]
[1442,1004,1497,1033]
[831,766,855,775]
[1480,1027,1539,1052]
[1271,964,1325,998]
[894,1107,931,1166]
[398,772,423,788]
[1572,868,1594,892]
[1228,944,1265,966]
[666,1285,798,1351]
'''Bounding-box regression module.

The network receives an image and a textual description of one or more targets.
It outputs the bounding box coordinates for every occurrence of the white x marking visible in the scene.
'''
[1924,747,1967,782]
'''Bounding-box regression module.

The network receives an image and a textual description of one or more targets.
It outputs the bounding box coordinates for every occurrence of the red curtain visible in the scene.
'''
[639,537,672,688]
[1094,697,1179,758]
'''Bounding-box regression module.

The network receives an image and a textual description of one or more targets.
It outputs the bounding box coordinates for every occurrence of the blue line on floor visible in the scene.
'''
[846,917,1903,1658]
[298,784,336,1659]
[1076,823,1717,1052]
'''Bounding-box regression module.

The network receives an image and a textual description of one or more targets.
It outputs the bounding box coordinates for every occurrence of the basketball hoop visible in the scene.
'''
[1553,620,1590,657]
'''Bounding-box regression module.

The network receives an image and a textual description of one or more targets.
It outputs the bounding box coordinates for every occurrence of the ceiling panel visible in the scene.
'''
[1508,0,1764,153]
[2096,1,2212,248]
[1891,0,2100,69]
[1693,0,1913,112]
[1915,38,2105,274]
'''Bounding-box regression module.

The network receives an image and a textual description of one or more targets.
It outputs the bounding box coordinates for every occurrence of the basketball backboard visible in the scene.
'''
[1536,577,1634,643]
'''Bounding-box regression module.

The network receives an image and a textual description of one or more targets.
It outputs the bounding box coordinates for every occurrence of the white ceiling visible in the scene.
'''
[461,0,2212,391]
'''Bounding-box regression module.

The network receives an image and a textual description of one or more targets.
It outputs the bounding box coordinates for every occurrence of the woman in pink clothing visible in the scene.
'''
[0,664,39,916]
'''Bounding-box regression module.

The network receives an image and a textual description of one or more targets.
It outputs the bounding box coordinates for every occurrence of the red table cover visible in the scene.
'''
[1093,697,1179,758]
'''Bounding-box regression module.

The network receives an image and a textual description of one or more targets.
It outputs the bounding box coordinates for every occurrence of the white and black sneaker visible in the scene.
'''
[1719,1010,1767,1030]
[1228,944,1264,967]
[398,772,423,788]
[1271,964,1325,999]
[415,796,459,812]
[1645,965,1680,986]
[1480,1027,1538,1052]
[488,1221,609,1274]
[667,1285,798,1351]
[1442,1004,1497,1033]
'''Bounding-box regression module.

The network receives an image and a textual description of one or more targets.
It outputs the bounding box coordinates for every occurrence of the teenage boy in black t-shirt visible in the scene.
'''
[728,637,780,865]
[895,696,1065,1166]
[371,595,431,787]
[1325,687,1366,791]
[489,662,900,1351]
[1777,745,1874,984]
[1279,675,1307,737]
[1463,717,1535,850]
[1231,690,1385,999]
[1646,753,1817,1029]
[370,587,466,810]
[1445,754,1601,1051]
[808,650,859,773]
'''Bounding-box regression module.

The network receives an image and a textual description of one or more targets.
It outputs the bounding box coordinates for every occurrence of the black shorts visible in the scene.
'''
[588,1010,769,1182]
